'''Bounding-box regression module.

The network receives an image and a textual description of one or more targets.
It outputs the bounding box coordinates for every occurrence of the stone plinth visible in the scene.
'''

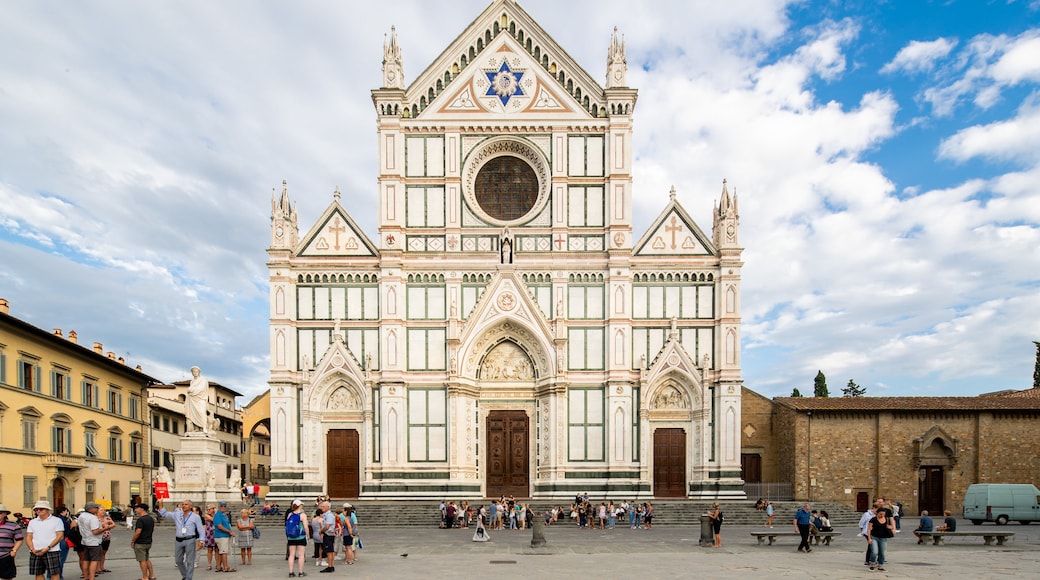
[169,433,240,505]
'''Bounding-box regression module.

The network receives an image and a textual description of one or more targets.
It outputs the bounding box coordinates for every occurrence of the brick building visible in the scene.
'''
[739,388,1040,515]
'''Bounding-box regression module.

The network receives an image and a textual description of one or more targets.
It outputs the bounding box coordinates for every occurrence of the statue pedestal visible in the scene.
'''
[169,433,240,505]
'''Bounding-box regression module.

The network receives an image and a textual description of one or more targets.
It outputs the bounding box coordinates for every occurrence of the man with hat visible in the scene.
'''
[25,500,64,580]
[77,502,115,580]
[212,501,236,572]
[0,504,25,580]
[157,498,205,580]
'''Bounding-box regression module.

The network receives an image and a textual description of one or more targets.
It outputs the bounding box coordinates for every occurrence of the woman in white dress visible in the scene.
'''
[472,505,490,542]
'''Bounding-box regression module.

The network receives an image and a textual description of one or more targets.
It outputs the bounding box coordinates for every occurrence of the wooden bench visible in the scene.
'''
[750,531,842,545]
[917,531,1014,546]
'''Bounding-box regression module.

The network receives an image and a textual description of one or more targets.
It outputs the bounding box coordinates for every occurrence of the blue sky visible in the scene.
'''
[2,0,1039,402]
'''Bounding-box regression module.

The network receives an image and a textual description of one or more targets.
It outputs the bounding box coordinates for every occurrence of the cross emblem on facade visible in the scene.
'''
[329,217,346,250]
[665,215,682,250]
[554,235,566,250]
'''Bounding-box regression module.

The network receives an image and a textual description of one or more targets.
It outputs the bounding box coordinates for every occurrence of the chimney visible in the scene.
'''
[107,351,116,360]
[135,365,143,372]
[68,330,78,344]
[53,328,63,338]
[93,342,103,354]
[118,356,125,365]
[0,298,8,314]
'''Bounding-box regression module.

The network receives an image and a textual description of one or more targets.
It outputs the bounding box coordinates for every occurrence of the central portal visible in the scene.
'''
[486,410,530,498]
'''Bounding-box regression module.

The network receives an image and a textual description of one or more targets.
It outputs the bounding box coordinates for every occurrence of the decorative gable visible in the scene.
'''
[634,188,716,257]
[403,0,608,120]
[297,194,378,258]
[427,35,586,119]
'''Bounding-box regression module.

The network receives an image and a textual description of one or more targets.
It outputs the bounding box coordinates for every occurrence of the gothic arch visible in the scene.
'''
[645,376,700,415]
[460,318,554,380]
[912,425,958,469]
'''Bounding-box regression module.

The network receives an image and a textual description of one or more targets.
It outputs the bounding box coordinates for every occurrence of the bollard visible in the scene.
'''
[531,515,547,547]
[700,514,714,546]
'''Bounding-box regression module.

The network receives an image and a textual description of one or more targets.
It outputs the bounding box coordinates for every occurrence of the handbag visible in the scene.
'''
[252,526,261,539]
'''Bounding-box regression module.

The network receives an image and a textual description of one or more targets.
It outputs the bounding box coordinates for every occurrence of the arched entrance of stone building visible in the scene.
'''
[326,429,360,498]
[653,428,686,497]
[486,410,530,498]
[52,478,66,508]
[913,426,957,515]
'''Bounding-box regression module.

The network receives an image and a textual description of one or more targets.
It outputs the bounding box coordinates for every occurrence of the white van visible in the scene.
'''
[962,483,1040,525]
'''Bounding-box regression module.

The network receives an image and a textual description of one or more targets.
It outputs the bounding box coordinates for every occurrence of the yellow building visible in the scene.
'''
[0,298,159,513]
[241,391,271,498]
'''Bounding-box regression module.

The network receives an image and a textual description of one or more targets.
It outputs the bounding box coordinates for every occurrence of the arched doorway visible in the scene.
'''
[52,478,65,508]
[653,428,686,497]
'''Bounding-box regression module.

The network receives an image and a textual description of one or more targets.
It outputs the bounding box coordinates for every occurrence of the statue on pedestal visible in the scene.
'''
[186,366,211,433]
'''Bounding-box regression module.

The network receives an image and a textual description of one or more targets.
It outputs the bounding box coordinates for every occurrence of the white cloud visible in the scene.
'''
[880,38,957,74]
[938,100,1040,164]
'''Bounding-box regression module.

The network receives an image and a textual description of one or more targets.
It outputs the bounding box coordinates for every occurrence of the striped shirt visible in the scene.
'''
[0,520,25,557]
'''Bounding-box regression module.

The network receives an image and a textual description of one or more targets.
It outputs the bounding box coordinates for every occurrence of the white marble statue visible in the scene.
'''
[186,366,210,433]
[228,468,241,490]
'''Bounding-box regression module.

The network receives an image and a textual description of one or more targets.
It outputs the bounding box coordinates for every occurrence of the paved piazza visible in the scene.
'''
[18,522,1040,579]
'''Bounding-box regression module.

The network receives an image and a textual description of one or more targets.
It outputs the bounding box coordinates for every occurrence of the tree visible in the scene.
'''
[842,379,866,397]
[814,370,829,397]
[791,388,803,397]
[1033,341,1040,389]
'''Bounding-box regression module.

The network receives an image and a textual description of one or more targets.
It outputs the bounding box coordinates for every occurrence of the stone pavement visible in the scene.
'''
[24,521,1040,579]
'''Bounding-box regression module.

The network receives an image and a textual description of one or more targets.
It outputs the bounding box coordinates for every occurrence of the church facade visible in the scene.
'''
[266,0,745,500]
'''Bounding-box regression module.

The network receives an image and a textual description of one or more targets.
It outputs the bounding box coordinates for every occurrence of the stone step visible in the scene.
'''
[240,500,864,528]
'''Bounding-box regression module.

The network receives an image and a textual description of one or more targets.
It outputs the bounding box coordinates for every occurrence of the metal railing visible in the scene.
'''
[742,482,793,501]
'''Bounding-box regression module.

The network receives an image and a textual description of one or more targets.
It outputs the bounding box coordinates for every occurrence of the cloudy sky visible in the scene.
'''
[2,0,1039,402]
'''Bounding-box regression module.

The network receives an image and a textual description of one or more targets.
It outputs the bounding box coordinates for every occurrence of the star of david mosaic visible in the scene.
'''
[485,60,525,106]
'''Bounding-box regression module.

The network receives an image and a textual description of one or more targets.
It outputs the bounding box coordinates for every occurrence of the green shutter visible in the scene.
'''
[17,360,25,388]
[0,353,6,384]
[51,370,58,397]
[34,365,41,392]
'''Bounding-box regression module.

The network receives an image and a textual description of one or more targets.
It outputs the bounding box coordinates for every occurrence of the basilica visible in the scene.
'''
[266,0,744,500]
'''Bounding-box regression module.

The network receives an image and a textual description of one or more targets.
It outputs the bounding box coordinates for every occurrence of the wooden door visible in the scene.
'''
[486,411,529,498]
[653,428,686,497]
[856,491,870,513]
[52,478,65,509]
[326,429,360,498]
[741,454,762,483]
[918,466,944,515]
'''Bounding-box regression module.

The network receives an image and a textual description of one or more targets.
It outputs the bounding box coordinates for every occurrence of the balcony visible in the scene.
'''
[42,453,87,469]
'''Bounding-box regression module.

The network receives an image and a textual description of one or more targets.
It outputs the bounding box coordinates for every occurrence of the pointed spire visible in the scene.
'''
[382,25,405,89]
[606,26,628,88]
[333,186,341,201]
[669,185,677,202]
[718,179,732,216]
[279,179,292,211]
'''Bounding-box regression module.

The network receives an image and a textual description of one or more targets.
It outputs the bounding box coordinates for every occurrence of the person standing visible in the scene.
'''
[156,498,205,580]
[96,509,113,575]
[765,501,775,528]
[212,502,236,572]
[709,502,723,547]
[236,509,255,566]
[0,504,26,580]
[793,503,812,553]
[25,500,65,580]
[129,505,154,580]
[867,505,894,571]
[285,500,308,577]
[76,502,113,580]
[858,503,876,566]
[318,502,336,573]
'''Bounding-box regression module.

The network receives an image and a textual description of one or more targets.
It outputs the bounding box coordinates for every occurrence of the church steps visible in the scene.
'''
[244,500,863,528]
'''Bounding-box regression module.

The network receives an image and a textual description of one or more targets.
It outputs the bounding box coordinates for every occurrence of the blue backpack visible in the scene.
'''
[285,512,304,538]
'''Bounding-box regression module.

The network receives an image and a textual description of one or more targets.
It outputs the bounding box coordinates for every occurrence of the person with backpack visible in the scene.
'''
[285,500,308,578]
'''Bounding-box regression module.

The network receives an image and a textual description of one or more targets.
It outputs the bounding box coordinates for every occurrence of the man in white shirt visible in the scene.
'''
[76,502,113,580]
[25,501,65,580]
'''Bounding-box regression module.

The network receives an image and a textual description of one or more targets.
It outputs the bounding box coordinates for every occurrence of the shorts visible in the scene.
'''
[29,551,62,577]
[287,537,308,547]
[100,539,111,551]
[0,554,16,579]
[215,537,230,554]
[322,534,336,553]
[82,545,104,562]
[133,544,152,562]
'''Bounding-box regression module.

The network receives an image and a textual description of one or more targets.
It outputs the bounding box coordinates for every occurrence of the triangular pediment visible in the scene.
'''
[405,0,607,120]
[634,197,716,257]
[297,200,378,258]
[644,333,705,389]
